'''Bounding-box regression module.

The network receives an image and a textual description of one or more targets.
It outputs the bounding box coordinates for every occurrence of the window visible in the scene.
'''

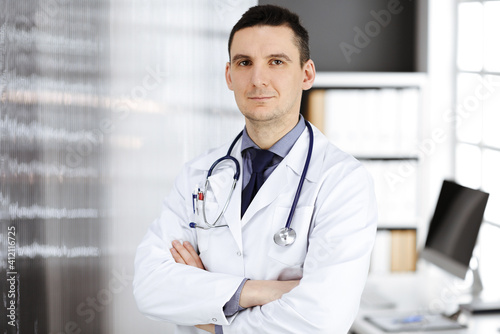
[455,0,500,227]
[455,0,500,290]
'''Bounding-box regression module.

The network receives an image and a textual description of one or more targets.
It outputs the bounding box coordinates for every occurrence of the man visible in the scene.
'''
[134,5,377,334]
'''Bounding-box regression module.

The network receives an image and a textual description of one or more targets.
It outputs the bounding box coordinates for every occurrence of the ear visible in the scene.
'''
[225,62,234,91]
[301,59,316,91]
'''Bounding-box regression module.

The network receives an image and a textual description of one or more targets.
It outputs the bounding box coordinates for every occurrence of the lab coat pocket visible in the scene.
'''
[194,201,219,252]
[195,227,210,253]
[268,206,314,267]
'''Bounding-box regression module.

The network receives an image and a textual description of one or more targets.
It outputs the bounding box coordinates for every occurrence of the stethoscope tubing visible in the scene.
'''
[284,121,313,230]
[201,177,237,228]
[207,150,241,180]
[200,131,243,228]
[193,121,314,247]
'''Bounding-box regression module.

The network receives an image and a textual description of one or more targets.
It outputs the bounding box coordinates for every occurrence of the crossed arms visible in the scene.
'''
[134,159,377,333]
[170,240,299,333]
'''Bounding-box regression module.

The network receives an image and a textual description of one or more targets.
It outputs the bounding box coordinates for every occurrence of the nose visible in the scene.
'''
[250,64,269,87]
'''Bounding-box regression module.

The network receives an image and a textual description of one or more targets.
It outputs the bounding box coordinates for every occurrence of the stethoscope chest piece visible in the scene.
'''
[273,227,296,246]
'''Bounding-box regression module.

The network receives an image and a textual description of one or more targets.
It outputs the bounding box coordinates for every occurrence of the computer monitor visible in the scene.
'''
[420,180,489,280]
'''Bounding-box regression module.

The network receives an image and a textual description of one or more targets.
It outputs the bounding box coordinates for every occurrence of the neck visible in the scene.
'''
[245,114,300,149]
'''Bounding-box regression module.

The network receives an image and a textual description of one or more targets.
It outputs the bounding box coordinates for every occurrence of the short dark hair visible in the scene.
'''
[228,5,310,67]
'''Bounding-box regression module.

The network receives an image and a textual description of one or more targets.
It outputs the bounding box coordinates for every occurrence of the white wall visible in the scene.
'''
[419,0,456,237]
[106,1,255,333]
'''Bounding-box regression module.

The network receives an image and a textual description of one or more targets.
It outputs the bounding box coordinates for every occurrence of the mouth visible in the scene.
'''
[248,96,274,102]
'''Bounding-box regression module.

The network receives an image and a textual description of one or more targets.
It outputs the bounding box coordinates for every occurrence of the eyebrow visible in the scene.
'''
[269,53,292,62]
[231,54,249,63]
[231,53,293,63]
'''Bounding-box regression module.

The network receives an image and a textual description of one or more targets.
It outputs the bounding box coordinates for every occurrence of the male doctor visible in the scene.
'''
[134,5,377,334]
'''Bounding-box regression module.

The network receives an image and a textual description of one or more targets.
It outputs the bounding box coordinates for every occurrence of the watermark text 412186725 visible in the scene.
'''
[6,225,17,327]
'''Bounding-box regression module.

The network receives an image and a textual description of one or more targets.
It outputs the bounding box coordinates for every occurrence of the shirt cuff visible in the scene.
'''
[215,325,223,334]
[223,278,248,317]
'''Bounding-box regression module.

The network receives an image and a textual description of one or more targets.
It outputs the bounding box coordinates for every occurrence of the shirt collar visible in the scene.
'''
[240,115,306,159]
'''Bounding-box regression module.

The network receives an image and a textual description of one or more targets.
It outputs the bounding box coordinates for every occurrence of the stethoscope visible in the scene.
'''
[189,121,313,247]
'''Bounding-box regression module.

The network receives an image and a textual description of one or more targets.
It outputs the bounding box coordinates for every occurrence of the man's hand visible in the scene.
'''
[171,240,216,332]
[170,240,205,270]
[195,324,215,333]
[239,279,300,308]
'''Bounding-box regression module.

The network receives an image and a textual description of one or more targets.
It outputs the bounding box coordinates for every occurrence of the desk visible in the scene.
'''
[351,271,500,334]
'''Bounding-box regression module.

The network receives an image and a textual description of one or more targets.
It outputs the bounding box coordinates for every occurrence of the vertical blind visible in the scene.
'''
[1,1,254,333]
[1,0,108,333]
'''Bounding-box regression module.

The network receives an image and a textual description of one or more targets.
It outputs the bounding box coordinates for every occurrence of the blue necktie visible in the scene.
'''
[241,148,275,217]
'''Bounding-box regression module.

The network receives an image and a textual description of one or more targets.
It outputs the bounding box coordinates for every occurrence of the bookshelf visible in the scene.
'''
[303,72,427,272]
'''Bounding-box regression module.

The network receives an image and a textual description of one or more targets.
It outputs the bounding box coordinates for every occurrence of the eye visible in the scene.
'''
[238,60,250,66]
[271,59,284,65]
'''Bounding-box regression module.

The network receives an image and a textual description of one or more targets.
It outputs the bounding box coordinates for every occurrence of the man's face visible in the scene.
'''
[225,25,315,127]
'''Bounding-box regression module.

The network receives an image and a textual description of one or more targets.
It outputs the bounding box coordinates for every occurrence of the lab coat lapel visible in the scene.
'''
[206,146,243,252]
[285,124,322,184]
[225,173,243,252]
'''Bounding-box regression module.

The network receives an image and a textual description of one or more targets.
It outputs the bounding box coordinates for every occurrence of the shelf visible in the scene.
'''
[304,71,425,245]
[355,156,419,161]
[313,72,427,89]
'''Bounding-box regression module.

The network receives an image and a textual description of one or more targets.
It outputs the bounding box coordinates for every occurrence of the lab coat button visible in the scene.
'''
[236,251,241,256]
[212,318,217,322]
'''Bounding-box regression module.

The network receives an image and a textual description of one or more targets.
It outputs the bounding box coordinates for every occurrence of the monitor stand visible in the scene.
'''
[471,266,483,295]
[459,266,500,314]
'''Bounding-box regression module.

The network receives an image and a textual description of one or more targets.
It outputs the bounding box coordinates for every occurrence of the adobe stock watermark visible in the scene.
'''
[65,65,166,168]
[339,0,411,64]
[48,268,133,334]
[427,277,471,314]
[385,75,500,191]
[213,0,241,21]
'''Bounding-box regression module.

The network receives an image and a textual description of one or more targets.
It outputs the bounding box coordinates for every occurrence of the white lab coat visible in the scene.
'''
[133,124,377,334]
